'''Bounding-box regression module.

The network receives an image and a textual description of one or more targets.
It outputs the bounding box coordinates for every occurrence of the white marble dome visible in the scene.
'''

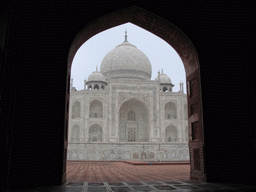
[87,70,106,82]
[100,40,152,80]
[155,73,172,84]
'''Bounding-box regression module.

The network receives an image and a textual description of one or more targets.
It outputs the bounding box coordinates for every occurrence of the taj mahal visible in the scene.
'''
[67,31,189,161]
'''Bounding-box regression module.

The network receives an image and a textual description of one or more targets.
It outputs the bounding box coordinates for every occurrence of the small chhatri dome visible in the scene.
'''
[87,68,106,82]
[155,70,173,84]
[100,30,152,80]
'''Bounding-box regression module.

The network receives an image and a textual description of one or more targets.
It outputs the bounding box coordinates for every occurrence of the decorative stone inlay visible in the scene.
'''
[189,142,205,173]
[163,99,177,106]
[149,152,155,159]
[141,152,146,159]
[88,97,104,103]
[88,120,104,128]
[133,152,138,159]
[103,69,151,80]
[67,143,189,161]
[118,92,150,108]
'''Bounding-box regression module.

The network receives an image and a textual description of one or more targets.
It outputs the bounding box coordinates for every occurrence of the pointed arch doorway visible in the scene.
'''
[66,6,205,182]
[119,98,150,142]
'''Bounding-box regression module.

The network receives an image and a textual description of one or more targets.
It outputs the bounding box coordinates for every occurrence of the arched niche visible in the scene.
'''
[72,101,81,119]
[89,100,103,118]
[184,104,188,120]
[89,124,102,142]
[119,98,149,142]
[94,84,99,90]
[165,101,177,119]
[165,124,178,142]
[67,6,205,181]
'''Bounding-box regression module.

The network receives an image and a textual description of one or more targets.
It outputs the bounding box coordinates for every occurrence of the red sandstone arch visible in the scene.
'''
[65,6,205,181]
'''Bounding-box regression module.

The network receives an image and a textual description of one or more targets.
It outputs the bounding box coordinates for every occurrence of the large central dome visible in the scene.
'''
[100,34,152,80]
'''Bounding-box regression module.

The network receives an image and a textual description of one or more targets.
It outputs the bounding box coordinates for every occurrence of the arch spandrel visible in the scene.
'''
[68,6,199,77]
[118,94,151,110]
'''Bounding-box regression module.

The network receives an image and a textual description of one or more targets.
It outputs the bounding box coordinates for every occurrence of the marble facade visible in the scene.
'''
[67,36,189,161]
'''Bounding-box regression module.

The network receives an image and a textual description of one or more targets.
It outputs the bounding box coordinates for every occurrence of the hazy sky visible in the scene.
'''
[71,22,186,93]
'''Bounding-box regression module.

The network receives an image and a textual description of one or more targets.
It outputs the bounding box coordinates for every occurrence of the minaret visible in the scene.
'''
[70,77,75,92]
[124,29,128,42]
[70,77,73,89]
[84,78,86,90]
[179,81,184,93]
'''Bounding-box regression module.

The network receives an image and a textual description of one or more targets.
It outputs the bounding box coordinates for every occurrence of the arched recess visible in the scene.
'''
[89,124,102,142]
[94,84,99,90]
[165,102,177,119]
[89,100,103,118]
[70,124,79,141]
[72,101,81,119]
[184,104,188,120]
[66,6,205,182]
[165,124,178,142]
[119,98,149,142]
[163,87,168,92]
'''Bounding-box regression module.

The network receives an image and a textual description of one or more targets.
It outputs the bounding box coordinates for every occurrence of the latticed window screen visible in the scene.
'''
[128,111,136,121]
[128,128,136,142]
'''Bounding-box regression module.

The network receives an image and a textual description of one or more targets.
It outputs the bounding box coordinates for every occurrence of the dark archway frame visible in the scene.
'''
[65,6,205,182]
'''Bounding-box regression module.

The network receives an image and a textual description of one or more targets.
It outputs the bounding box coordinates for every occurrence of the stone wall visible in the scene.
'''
[67,142,189,161]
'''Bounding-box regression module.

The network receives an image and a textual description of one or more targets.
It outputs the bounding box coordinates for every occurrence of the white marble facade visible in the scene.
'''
[68,34,189,161]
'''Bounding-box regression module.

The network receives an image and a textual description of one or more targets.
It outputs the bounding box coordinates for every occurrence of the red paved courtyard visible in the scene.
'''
[66,161,190,182]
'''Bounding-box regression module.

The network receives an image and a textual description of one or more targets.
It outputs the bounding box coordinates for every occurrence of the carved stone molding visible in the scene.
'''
[70,122,81,129]
[118,92,151,108]
[88,97,104,103]
[164,122,178,129]
[163,99,177,107]
[71,98,82,105]
[189,142,205,174]
[88,120,104,128]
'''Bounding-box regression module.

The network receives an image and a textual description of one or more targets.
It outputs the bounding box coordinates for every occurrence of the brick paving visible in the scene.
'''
[66,161,190,182]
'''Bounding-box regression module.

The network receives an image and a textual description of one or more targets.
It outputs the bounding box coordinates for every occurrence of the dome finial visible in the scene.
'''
[124,29,127,42]
[96,66,98,71]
